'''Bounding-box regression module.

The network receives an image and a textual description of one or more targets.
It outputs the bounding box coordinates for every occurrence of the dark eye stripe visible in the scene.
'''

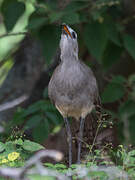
[72,32,76,39]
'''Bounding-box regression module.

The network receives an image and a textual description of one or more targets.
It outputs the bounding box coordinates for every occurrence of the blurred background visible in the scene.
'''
[0,0,135,163]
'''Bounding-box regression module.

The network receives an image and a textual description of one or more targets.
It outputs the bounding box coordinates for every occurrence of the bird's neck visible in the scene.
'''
[61,50,78,63]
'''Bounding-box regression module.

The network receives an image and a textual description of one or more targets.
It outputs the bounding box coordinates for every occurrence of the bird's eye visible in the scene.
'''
[72,32,76,39]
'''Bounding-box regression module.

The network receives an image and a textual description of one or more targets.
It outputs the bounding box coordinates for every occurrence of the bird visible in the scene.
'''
[48,24,99,166]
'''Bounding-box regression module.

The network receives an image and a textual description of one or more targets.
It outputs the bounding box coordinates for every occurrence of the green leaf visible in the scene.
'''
[105,19,121,46]
[111,75,126,84]
[61,12,80,24]
[22,101,45,117]
[11,108,25,126]
[54,163,67,169]
[101,76,125,103]
[123,34,135,60]
[119,100,135,117]
[49,12,64,23]
[107,25,121,46]
[23,140,44,152]
[102,42,123,69]
[14,138,23,146]
[101,83,124,103]
[1,0,25,31]
[46,112,62,125]
[128,150,135,156]
[41,101,56,112]
[27,13,48,30]
[33,119,50,142]
[0,142,5,152]
[38,25,60,64]
[79,12,87,23]
[44,162,55,168]
[24,115,43,130]
[83,22,108,61]
[70,164,79,169]
[64,1,88,12]
[45,0,59,11]
[5,141,15,152]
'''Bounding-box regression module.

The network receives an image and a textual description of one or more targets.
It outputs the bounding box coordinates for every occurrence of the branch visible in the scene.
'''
[20,150,64,179]
[0,149,129,180]
[0,32,27,39]
[0,95,28,112]
[0,149,65,180]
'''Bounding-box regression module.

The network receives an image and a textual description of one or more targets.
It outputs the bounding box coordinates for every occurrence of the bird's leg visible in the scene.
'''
[77,117,85,164]
[63,117,72,167]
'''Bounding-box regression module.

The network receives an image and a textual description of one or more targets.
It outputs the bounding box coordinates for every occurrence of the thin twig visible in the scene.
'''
[89,118,103,153]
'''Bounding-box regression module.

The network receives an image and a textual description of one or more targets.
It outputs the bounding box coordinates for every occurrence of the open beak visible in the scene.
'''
[62,24,72,38]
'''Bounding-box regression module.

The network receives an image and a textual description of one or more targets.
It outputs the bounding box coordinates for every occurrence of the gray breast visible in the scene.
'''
[48,60,99,119]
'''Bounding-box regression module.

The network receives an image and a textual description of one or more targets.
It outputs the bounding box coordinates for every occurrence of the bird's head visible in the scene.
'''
[60,24,78,60]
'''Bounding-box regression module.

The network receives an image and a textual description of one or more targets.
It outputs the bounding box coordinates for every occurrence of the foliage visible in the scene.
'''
[37,147,135,179]
[0,0,135,179]
[0,0,134,145]
[101,75,126,103]
[0,140,135,179]
[0,0,135,64]
[1,0,25,32]
[0,137,44,167]
[1,100,63,143]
